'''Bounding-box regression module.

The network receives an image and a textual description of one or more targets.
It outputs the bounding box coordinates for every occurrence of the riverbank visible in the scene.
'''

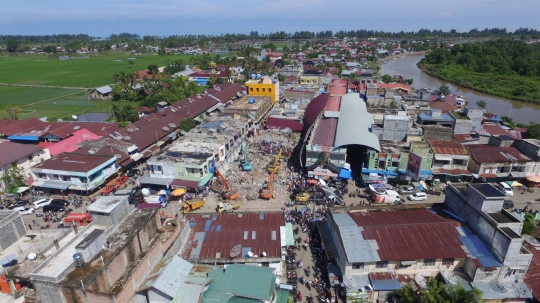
[417,62,540,105]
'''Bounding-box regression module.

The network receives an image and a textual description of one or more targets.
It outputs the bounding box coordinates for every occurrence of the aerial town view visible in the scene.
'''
[2,2,540,303]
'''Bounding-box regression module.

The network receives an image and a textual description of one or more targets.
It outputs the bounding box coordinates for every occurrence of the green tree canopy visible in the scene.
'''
[476,100,486,109]
[1,165,26,193]
[382,74,394,83]
[439,84,451,96]
[394,278,483,303]
[527,123,540,140]
[180,118,196,132]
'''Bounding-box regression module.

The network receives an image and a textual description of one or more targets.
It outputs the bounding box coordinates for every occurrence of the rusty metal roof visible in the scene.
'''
[312,118,338,147]
[348,210,467,261]
[182,213,284,261]
[427,139,468,155]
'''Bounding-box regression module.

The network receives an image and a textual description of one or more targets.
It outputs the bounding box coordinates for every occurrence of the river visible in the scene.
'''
[379,54,540,124]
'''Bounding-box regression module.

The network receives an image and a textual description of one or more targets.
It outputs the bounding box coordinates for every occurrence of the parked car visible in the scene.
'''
[127,169,140,178]
[42,204,65,213]
[503,200,514,209]
[498,182,514,196]
[33,198,52,209]
[399,186,415,195]
[408,192,427,201]
[50,199,69,207]
[16,207,35,215]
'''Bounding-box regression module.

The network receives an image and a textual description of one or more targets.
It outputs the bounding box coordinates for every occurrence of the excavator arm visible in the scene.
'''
[216,169,230,192]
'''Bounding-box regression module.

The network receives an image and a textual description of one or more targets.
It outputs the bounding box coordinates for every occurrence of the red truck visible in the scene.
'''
[64,213,92,226]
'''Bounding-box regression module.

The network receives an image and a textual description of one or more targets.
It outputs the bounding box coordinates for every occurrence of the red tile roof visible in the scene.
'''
[427,139,468,155]
[266,117,303,132]
[182,213,284,260]
[349,210,467,261]
[431,168,471,176]
[312,118,338,147]
[328,86,347,96]
[38,129,101,156]
[467,145,531,163]
[479,123,521,139]
[0,141,44,167]
[453,133,479,143]
[325,96,341,112]
[302,94,329,133]
[429,101,456,113]
[331,79,348,87]
[35,153,114,172]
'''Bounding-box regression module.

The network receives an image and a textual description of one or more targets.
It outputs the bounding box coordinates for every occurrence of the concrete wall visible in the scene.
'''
[0,211,26,252]
[453,118,472,134]
[464,107,484,131]
[515,140,540,161]
[422,127,454,140]
[345,258,465,277]
[444,185,532,282]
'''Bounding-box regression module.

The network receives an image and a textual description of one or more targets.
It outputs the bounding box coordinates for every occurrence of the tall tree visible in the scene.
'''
[1,165,26,193]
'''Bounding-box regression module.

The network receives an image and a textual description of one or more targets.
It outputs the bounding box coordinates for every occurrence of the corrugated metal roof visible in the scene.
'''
[334,94,380,151]
[325,96,341,112]
[427,139,468,155]
[344,210,467,262]
[467,145,531,163]
[171,283,205,303]
[312,118,338,147]
[203,265,276,301]
[183,213,283,260]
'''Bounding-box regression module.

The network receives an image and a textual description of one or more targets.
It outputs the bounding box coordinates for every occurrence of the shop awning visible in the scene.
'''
[39,180,71,190]
[509,172,527,178]
[526,175,540,183]
[7,135,39,141]
[400,260,417,266]
[431,168,471,176]
[170,179,200,189]
[480,173,497,178]
[285,223,294,247]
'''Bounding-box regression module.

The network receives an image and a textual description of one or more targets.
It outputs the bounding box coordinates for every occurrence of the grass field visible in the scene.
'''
[0,52,198,120]
[0,52,193,88]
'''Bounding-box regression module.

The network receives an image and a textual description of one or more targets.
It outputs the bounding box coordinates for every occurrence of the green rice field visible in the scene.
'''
[0,52,193,119]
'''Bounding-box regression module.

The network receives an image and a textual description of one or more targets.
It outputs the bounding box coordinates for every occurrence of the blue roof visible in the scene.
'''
[7,135,39,141]
[460,235,501,268]
[362,169,398,176]
[339,169,352,179]
[370,278,401,291]
[418,113,454,122]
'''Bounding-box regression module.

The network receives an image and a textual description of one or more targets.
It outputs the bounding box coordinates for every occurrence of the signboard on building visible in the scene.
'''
[406,153,422,180]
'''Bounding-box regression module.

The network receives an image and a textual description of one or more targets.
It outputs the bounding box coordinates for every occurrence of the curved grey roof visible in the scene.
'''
[333,94,380,151]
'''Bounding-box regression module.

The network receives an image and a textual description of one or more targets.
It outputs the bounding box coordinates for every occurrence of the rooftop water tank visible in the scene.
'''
[73,253,84,267]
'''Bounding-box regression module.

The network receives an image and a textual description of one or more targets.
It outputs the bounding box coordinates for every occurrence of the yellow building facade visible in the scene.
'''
[245,77,279,104]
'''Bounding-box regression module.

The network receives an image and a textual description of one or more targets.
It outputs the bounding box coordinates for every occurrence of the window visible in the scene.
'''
[442,258,454,266]
[376,261,388,268]
[38,173,46,179]
[423,259,436,266]
[256,88,260,92]
[250,87,254,91]
[262,88,266,92]
[268,88,272,92]
[452,159,464,166]
[352,263,364,269]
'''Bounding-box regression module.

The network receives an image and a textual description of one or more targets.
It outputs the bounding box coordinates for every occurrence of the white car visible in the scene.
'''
[15,207,35,215]
[408,192,427,201]
[33,198,52,209]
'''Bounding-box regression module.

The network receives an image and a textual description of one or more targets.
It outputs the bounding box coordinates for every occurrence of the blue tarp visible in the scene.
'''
[362,169,398,176]
[460,235,501,268]
[339,169,352,179]
[370,278,401,291]
[7,135,39,141]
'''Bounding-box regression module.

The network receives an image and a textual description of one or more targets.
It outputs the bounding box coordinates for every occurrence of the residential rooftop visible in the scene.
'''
[33,153,114,172]
[149,140,216,165]
[427,139,468,155]
[331,209,468,263]
[467,145,531,163]
[182,213,284,262]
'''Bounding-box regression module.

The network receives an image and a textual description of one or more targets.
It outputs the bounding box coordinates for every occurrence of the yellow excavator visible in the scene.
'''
[216,169,239,200]
[260,167,278,199]
[295,189,309,204]
[267,148,283,173]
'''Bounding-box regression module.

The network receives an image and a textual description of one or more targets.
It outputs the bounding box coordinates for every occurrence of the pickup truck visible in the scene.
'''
[217,201,241,213]
[398,186,415,195]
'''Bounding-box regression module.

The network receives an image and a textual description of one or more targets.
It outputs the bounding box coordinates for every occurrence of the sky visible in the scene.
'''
[2,0,540,36]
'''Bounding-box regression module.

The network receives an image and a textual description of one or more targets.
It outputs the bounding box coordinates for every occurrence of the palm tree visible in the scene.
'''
[108,104,122,122]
